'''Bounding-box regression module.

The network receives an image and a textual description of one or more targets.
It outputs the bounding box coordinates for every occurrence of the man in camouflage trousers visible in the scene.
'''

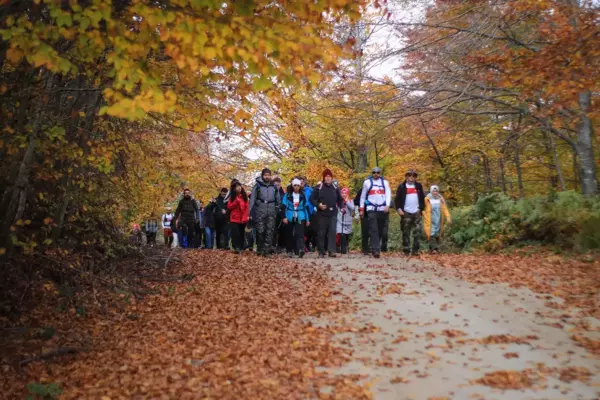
[248,168,281,257]
[394,169,426,256]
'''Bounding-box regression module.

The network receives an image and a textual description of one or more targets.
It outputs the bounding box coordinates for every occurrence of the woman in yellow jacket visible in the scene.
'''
[422,185,451,253]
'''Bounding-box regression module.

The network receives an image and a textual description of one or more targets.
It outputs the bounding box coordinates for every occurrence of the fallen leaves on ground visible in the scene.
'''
[1,251,371,399]
[440,329,466,338]
[425,253,600,317]
[571,334,600,355]
[473,364,593,390]
[503,352,520,359]
[472,369,541,389]
[480,334,538,345]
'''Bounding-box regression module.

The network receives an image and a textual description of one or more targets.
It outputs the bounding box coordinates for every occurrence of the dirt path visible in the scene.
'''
[307,254,600,400]
[3,251,598,399]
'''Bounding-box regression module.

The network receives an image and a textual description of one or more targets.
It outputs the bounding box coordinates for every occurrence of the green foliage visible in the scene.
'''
[26,382,62,399]
[449,191,600,252]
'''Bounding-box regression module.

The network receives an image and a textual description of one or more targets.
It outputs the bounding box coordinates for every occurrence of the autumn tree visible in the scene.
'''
[0,0,365,260]
[384,0,599,195]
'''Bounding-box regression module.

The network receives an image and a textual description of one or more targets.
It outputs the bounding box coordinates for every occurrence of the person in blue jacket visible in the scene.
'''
[300,176,316,252]
[281,178,311,258]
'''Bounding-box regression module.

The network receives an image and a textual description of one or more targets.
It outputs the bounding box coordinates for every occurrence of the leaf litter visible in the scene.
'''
[1,251,372,399]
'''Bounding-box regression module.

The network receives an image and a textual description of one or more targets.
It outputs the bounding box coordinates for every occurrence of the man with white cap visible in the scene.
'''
[359,166,392,258]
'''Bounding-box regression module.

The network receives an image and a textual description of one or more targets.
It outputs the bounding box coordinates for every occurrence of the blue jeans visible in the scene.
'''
[204,227,213,249]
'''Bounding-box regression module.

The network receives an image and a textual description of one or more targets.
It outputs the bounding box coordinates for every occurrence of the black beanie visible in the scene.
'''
[261,168,272,176]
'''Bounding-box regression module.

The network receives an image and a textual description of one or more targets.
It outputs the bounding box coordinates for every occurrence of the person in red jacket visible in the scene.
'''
[227,180,249,254]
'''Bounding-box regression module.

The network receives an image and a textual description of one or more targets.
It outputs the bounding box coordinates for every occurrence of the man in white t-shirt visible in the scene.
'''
[394,169,425,256]
[359,167,391,258]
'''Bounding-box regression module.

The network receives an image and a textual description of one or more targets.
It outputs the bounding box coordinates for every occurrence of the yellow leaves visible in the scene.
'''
[204,47,217,59]
[5,47,24,64]
[252,76,272,91]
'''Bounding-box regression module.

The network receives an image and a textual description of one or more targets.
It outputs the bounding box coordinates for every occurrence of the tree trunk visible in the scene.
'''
[514,137,525,199]
[575,90,597,196]
[498,157,507,193]
[354,23,368,175]
[544,130,566,191]
[1,124,39,250]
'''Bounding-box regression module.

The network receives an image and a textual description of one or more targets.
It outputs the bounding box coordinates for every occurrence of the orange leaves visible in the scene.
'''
[2,251,371,399]
[473,369,539,390]
[428,252,600,319]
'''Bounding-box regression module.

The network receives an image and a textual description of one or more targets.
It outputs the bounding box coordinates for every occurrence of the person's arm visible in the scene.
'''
[359,180,368,211]
[248,186,258,218]
[442,199,452,223]
[310,187,319,207]
[394,184,405,215]
[279,195,288,219]
[418,183,426,211]
[336,188,344,210]
[227,197,238,211]
[173,201,182,222]
[193,201,199,222]
[385,180,392,207]
[346,199,355,213]
[423,198,432,238]
[161,214,166,229]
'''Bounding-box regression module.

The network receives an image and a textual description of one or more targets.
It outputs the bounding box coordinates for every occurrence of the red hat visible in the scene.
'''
[322,168,333,179]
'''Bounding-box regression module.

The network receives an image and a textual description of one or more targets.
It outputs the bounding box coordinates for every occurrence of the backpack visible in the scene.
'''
[364,177,387,207]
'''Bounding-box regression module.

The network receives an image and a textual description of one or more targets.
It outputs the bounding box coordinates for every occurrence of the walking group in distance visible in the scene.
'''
[136,167,451,258]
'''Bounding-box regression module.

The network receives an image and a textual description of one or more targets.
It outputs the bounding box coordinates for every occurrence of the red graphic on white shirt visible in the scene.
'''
[368,189,386,195]
[406,187,417,195]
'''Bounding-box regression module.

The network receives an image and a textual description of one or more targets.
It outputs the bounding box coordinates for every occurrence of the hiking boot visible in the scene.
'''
[328,252,337,258]
[286,252,294,258]
[298,251,305,259]
[362,252,369,256]
[411,250,420,256]
[233,249,240,254]
[373,253,381,259]
[318,253,325,259]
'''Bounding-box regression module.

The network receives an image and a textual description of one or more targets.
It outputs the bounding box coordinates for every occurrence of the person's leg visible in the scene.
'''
[368,211,381,255]
[316,214,327,256]
[295,222,305,256]
[232,223,243,251]
[410,213,422,255]
[429,234,439,252]
[278,223,286,252]
[380,213,389,252]
[285,223,295,254]
[255,214,266,255]
[204,227,212,249]
[360,215,369,255]
[401,215,411,255]
[263,212,276,255]
[214,224,221,248]
[327,215,337,255]
[185,220,195,248]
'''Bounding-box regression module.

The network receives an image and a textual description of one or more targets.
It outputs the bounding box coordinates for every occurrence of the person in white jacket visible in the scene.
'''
[359,167,391,258]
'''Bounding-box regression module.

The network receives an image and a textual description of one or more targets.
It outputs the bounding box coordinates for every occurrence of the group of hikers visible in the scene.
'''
[137,167,451,258]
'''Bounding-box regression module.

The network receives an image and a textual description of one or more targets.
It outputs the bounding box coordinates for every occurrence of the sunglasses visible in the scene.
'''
[407,173,418,177]
[372,171,381,174]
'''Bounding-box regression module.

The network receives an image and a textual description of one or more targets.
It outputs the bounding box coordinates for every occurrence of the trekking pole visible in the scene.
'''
[341,206,346,256]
